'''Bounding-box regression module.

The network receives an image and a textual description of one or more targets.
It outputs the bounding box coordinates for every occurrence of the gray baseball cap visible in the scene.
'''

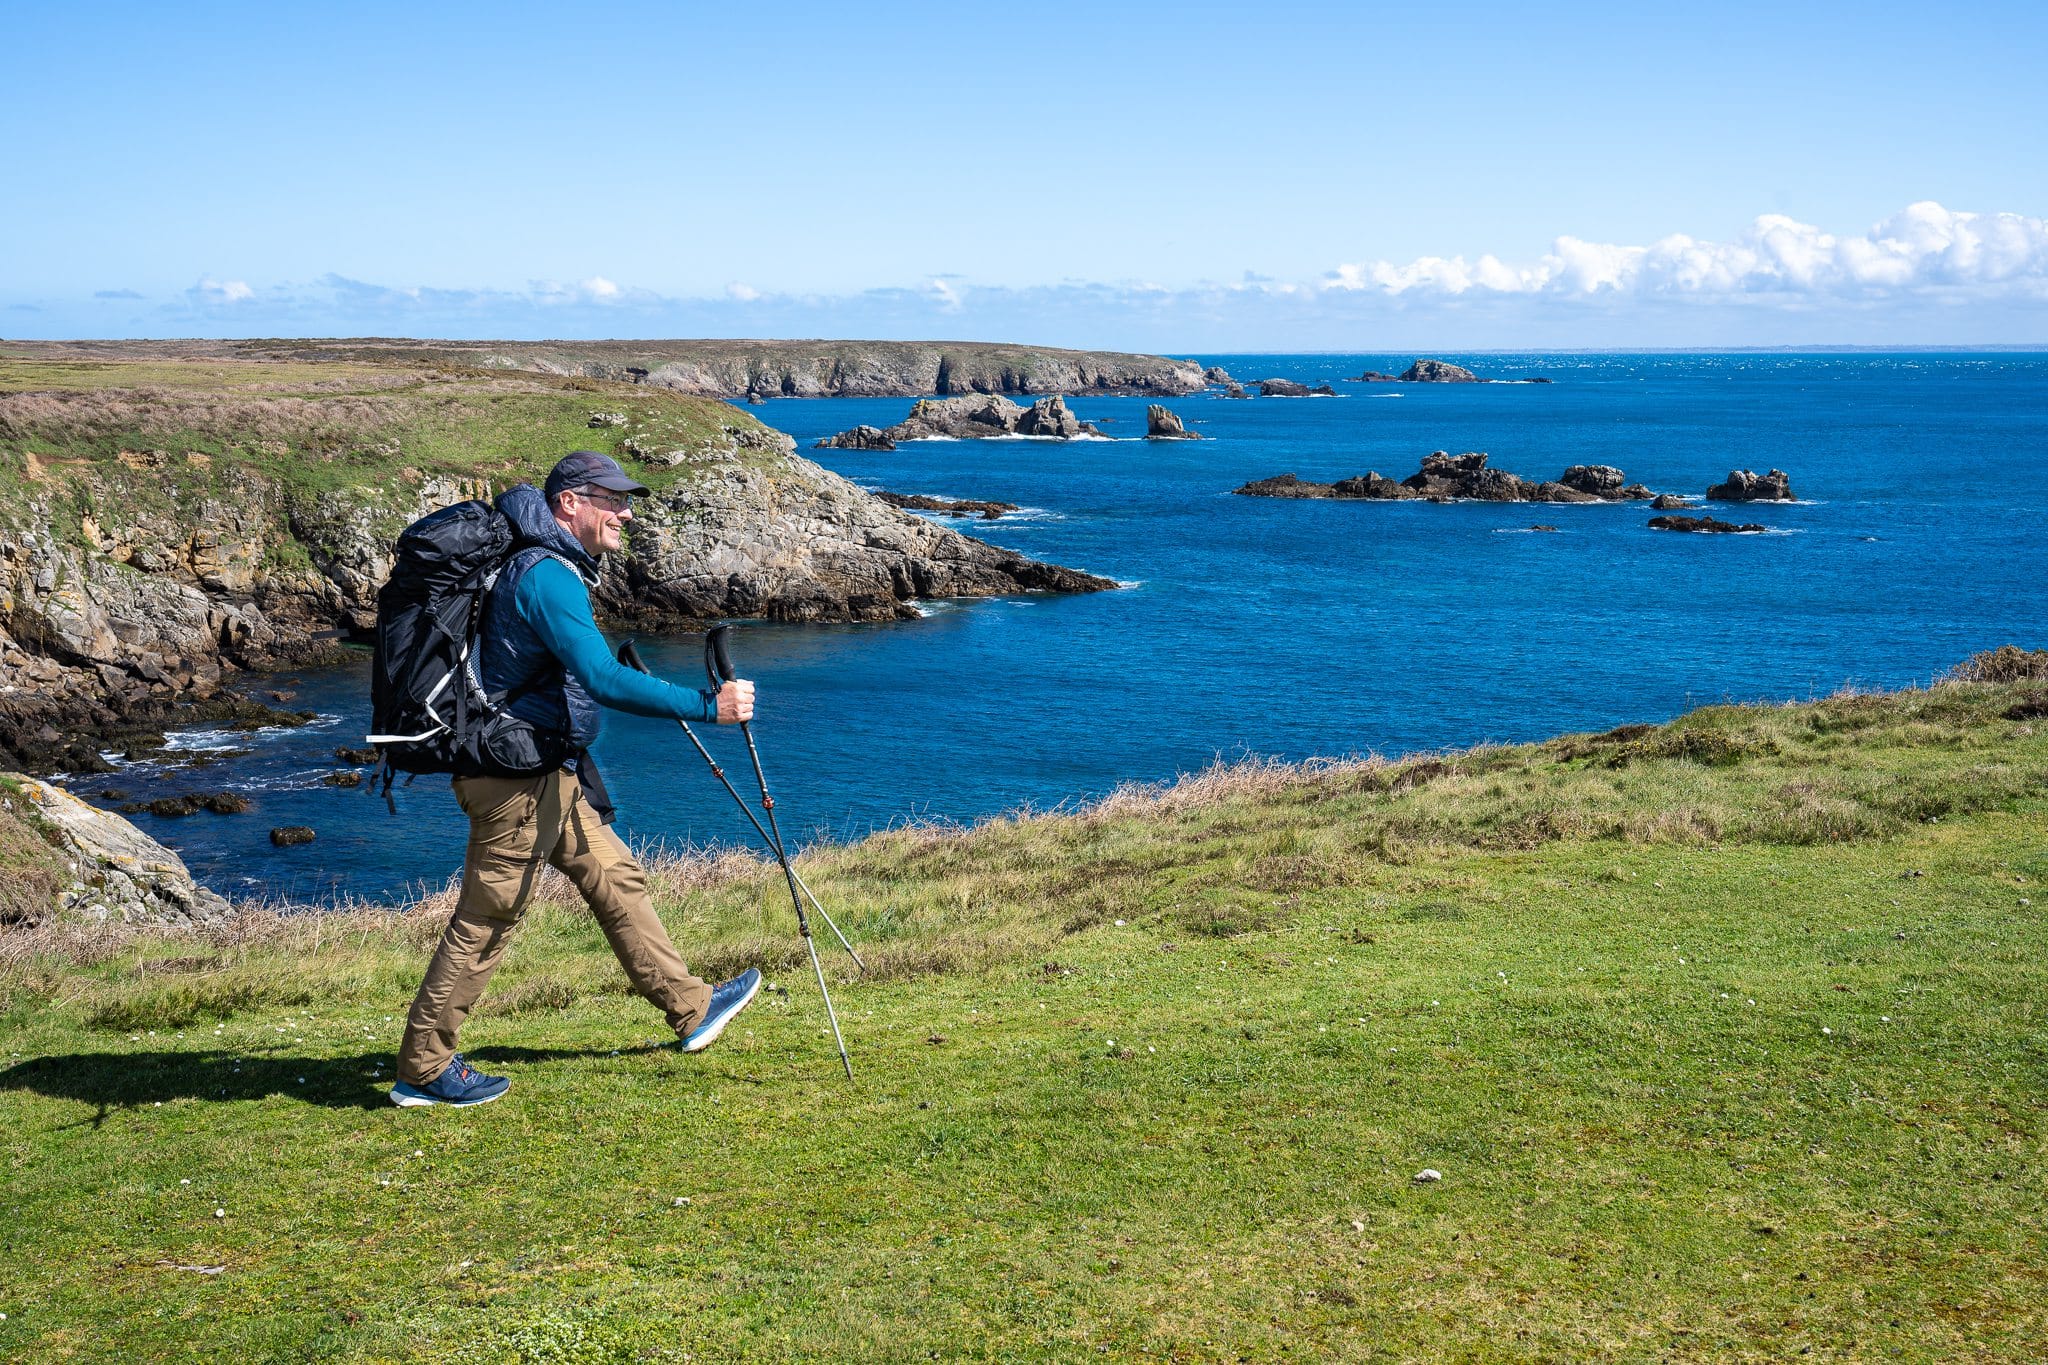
[544,450,651,500]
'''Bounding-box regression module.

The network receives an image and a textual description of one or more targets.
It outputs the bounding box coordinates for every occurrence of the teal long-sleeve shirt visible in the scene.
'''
[516,557,720,723]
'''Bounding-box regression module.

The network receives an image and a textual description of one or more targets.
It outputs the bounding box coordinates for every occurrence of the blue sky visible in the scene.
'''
[4,1,2045,348]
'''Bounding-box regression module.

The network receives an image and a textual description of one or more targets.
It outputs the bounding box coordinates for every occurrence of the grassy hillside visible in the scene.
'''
[2,669,2046,1361]
[0,353,788,510]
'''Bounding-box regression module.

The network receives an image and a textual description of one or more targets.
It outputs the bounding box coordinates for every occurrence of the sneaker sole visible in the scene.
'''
[389,1084,508,1108]
[682,974,763,1053]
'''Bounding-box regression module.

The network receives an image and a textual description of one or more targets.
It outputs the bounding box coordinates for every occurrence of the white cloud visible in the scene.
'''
[1324,202,2048,302]
[190,276,255,304]
[582,275,620,299]
[726,282,760,302]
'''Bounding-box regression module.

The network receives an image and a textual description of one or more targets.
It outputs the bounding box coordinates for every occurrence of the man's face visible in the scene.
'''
[557,486,634,556]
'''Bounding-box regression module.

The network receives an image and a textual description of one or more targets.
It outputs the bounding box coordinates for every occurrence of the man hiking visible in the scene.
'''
[392,450,762,1108]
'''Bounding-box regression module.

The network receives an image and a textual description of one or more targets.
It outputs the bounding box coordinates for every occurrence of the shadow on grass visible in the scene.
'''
[0,1043,672,1127]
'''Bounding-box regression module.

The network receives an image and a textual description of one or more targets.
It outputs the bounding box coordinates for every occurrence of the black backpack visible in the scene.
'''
[366,497,569,787]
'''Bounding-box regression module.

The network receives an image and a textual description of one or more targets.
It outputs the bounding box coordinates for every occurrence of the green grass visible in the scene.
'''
[0,357,787,530]
[3,680,2047,1360]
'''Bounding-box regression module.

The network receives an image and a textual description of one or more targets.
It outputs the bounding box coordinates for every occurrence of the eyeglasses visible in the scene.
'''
[576,487,632,512]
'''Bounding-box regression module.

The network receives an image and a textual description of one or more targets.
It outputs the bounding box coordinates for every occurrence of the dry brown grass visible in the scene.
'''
[1947,644,2048,683]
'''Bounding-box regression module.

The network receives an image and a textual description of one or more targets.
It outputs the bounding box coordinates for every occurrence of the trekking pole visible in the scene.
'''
[616,639,866,974]
[704,625,854,1081]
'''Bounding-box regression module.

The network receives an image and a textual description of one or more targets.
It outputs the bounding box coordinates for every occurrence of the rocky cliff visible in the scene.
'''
[11,339,1208,399]
[0,356,1114,772]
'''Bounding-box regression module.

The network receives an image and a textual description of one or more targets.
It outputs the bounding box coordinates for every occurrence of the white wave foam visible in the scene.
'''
[161,728,237,752]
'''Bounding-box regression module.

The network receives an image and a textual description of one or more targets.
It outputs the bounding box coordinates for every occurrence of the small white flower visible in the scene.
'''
[413,1150,423,1158]
[1881,1015,1892,1023]
[674,1197,690,1206]
[214,1208,225,1218]
[1821,1027,1833,1035]
[180,1179,190,1186]
[1114,919,1127,926]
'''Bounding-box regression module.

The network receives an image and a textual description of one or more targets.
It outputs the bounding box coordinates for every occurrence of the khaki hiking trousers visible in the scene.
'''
[398,768,713,1086]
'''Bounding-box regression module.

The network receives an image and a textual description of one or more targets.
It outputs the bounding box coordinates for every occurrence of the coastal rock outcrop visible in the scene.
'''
[817,395,1106,448]
[1650,494,1693,510]
[1146,405,1201,439]
[9,773,231,924]
[1203,366,1236,385]
[1,366,1120,772]
[1234,452,1656,504]
[875,492,1021,520]
[1222,383,1248,399]
[1649,515,1767,534]
[599,451,1114,627]
[1707,469,1796,502]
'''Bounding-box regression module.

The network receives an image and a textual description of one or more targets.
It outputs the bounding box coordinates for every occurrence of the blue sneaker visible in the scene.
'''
[682,968,762,1053]
[389,1054,510,1107]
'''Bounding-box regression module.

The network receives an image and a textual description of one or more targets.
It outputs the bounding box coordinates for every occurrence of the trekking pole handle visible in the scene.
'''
[704,623,737,688]
[617,637,650,674]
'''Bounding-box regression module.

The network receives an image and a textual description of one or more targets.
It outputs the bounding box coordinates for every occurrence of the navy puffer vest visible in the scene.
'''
[478,484,604,753]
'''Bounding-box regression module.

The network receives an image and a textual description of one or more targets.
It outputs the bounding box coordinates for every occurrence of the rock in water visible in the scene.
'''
[1235,451,1654,504]
[1255,378,1312,397]
[875,491,1021,520]
[1222,382,1248,399]
[814,424,897,451]
[1203,366,1236,384]
[1398,359,1481,383]
[270,826,316,847]
[1145,404,1201,439]
[819,394,1105,445]
[11,773,230,923]
[1558,464,1626,497]
[1649,515,1767,534]
[1015,396,1095,438]
[1650,494,1693,510]
[1353,370,1401,382]
[1706,468,1795,501]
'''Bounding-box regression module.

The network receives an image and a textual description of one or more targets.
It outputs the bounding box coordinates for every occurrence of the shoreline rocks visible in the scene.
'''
[11,773,231,924]
[1707,469,1795,502]
[1234,452,1654,504]
[875,491,1022,520]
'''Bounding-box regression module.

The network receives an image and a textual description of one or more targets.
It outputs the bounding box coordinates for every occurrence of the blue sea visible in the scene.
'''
[69,352,2048,904]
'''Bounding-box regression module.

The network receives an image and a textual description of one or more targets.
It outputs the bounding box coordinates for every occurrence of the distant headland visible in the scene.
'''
[4,338,1208,400]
